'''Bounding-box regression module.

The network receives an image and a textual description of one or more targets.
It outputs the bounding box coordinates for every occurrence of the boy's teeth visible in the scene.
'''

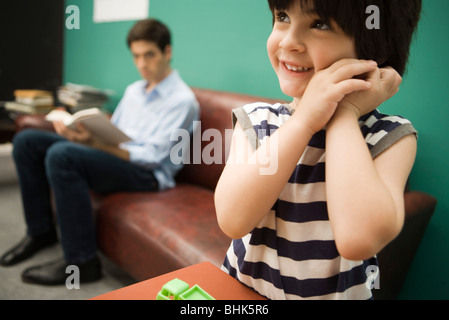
[285,63,310,72]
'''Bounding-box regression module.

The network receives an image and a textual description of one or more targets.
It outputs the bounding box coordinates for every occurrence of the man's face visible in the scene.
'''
[130,40,172,86]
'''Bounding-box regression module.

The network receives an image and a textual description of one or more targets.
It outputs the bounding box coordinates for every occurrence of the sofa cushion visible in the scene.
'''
[95,183,231,281]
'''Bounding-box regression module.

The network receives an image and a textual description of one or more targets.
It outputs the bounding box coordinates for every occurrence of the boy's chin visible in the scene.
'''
[280,85,306,99]
[278,78,309,99]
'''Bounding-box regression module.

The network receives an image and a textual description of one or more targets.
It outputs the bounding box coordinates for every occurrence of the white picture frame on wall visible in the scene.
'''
[93,0,149,23]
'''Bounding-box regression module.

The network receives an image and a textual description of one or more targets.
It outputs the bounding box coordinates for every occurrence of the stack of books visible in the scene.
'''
[5,90,55,114]
[57,83,112,112]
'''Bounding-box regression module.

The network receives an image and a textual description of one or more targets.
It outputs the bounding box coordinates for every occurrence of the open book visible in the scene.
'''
[46,108,131,145]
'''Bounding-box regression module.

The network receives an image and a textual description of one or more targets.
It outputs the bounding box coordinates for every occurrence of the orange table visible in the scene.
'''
[92,261,266,300]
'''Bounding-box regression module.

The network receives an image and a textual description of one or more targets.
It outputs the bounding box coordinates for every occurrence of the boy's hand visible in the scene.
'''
[296,59,377,134]
[337,66,402,118]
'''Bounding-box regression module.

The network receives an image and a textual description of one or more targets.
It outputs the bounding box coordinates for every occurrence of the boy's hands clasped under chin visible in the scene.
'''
[295,58,402,133]
[337,65,403,119]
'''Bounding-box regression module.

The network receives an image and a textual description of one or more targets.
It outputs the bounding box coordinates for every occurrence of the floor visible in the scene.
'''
[0,143,136,300]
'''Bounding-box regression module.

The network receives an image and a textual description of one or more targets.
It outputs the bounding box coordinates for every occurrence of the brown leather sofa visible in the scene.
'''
[14,87,436,300]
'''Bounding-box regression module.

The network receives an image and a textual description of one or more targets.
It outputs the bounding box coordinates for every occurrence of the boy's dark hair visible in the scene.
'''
[268,0,422,75]
[127,19,171,52]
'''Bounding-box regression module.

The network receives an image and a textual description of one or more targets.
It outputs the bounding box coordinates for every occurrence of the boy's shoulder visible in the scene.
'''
[232,102,292,128]
[359,109,417,158]
[359,109,412,127]
[359,109,415,139]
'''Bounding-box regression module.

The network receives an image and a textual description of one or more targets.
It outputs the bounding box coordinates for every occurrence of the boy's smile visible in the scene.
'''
[280,60,314,77]
[283,62,313,73]
[267,1,357,100]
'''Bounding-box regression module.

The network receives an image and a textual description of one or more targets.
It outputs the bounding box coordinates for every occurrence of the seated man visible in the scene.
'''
[0,19,199,285]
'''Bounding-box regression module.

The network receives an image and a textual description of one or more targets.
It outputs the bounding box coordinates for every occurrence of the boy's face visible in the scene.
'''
[267,2,357,99]
[130,40,172,86]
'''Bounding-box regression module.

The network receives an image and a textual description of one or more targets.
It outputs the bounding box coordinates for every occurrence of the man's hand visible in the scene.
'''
[53,120,130,161]
[337,66,402,118]
[53,121,94,145]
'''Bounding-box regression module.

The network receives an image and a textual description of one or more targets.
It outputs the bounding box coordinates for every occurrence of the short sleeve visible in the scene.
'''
[232,102,293,150]
[359,110,418,159]
[232,105,259,150]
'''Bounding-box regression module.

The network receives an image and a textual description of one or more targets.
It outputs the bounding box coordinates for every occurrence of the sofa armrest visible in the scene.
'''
[373,191,437,299]
[15,114,54,133]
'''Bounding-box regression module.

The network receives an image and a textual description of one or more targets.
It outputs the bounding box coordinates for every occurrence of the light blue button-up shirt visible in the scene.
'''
[110,70,199,190]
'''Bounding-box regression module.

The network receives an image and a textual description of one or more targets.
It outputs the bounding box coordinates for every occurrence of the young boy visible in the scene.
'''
[215,0,422,299]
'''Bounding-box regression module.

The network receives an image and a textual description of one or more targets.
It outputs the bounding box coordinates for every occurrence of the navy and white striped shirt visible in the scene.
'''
[222,103,417,300]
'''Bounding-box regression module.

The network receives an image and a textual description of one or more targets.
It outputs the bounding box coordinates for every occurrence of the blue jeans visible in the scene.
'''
[12,129,158,264]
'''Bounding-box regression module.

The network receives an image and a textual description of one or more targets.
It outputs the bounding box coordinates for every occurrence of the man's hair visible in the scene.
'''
[127,19,171,52]
[268,0,422,75]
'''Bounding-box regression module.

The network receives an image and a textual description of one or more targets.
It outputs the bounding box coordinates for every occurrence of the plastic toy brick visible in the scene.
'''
[179,285,215,300]
[156,278,190,300]
[156,278,215,300]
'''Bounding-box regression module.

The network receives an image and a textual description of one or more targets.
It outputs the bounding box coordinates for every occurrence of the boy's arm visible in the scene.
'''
[215,59,378,239]
[325,77,416,261]
[214,116,314,239]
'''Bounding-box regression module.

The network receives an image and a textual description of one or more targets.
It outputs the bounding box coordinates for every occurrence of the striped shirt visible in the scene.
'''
[222,103,417,300]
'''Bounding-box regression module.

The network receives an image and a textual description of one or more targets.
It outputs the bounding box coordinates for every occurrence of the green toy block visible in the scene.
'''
[156,278,215,300]
[156,278,190,300]
[179,284,215,300]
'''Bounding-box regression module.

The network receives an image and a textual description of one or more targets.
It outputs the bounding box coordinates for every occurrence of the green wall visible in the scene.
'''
[63,0,285,112]
[64,0,449,299]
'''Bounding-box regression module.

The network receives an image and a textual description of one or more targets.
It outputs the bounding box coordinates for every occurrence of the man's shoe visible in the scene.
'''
[0,230,58,266]
[21,256,102,286]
